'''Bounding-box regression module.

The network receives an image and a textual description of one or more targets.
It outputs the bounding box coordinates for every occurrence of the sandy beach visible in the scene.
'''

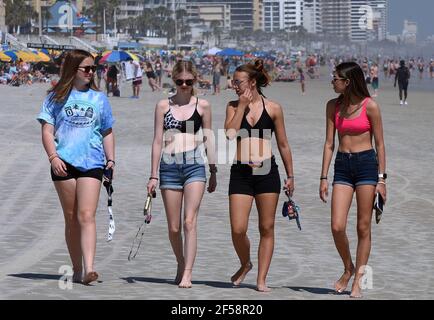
[0,73,433,300]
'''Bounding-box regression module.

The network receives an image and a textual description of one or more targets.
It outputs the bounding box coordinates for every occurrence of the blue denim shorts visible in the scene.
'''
[333,149,378,188]
[159,148,206,190]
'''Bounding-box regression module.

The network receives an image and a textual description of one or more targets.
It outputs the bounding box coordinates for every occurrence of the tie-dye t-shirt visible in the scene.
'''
[37,88,114,171]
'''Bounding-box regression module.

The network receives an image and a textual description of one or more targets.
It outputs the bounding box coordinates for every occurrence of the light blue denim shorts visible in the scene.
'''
[159,148,206,190]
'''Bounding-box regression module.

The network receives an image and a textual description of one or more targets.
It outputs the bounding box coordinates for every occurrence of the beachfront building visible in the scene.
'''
[263,0,284,32]
[186,0,255,30]
[369,0,387,41]
[350,0,368,42]
[303,0,321,34]
[283,0,303,30]
[186,2,231,29]
[402,19,417,44]
[321,0,351,39]
[253,0,263,31]
[262,0,303,32]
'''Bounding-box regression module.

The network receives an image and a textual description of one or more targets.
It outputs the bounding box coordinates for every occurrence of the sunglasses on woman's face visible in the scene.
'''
[332,77,347,83]
[175,79,194,86]
[78,65,97,74]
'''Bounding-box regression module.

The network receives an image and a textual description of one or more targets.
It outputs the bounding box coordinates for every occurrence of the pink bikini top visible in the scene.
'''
[335,97,372,135]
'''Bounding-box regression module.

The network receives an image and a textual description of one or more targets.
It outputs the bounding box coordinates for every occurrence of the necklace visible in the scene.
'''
[340,100,364,118]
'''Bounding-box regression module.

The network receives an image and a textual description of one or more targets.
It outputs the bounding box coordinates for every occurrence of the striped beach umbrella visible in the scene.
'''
[3,51,18,61]
[99,50,139,63]
[0,52,12,62]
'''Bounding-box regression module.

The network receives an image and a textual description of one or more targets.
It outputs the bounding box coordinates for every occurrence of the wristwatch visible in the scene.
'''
[378,173,387,179]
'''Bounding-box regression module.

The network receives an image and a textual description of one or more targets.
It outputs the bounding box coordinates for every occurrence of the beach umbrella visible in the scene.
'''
[216,48,243,57]
[99,50,138,63]
[14,51,42,63]
[0,52,12,62]
[206,47,221,55]
[3,51,19,61]
[31,50,51,62]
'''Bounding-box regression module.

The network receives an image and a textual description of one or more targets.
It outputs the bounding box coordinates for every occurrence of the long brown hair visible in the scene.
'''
[48,49,98,103]
[171,60,198,95]
[335,62,371,107]
[235,59,271,97]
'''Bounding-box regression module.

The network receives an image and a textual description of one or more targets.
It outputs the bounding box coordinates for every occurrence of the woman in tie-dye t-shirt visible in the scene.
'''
[37,50,115,285]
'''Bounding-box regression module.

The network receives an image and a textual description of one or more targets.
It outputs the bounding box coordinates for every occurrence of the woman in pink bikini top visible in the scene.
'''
[319,61,387,298]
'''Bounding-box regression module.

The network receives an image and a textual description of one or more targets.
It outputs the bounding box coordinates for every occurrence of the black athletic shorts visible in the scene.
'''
[228,156,281,196]
[51,160,104,182]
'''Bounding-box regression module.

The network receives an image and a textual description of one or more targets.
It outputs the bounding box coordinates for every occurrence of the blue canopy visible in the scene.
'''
[216,48,243,57]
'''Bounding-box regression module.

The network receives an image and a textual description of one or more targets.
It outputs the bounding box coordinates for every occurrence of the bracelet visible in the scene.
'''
[48,153,59,163]
[106,159,116,166]
[209,168,218,174]
[320,176,328,180]
[149,177,159,181]
[377,181,386,185]
[286,176,294,179]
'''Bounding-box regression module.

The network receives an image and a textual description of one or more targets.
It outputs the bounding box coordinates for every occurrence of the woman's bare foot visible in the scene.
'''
[256,284,271,292]
[231,262,253,286]
[175,264,184,285]
[82,271,99,285]
[350,280,363,298]
[334,266,355,293]
[178,269,192,288]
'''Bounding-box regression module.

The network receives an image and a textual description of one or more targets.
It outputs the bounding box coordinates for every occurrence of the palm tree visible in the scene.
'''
[5,0,35,34]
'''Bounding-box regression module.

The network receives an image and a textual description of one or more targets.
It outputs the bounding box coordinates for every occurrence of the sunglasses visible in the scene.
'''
[78,65,97,74]
[232,79,248,87]
[175,79,194,86]
[332,77,347,83]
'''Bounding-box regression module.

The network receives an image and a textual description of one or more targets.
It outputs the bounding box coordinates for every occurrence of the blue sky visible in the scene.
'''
[388,0,434,38]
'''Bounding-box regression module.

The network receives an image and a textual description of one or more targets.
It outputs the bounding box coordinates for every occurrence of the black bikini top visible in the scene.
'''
[163,97,202,134]
[239,97,275,139]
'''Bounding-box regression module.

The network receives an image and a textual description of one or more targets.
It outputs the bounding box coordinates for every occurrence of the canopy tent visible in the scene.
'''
[206,47,221,55]
[216,48,243,57]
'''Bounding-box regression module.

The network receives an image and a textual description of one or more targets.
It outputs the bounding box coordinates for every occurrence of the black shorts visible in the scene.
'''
[229,156,281,196]
[51,160,104,182]
[133,78,142,86]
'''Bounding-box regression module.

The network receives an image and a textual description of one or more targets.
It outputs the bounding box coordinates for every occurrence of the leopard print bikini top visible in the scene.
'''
[163,97,202,134]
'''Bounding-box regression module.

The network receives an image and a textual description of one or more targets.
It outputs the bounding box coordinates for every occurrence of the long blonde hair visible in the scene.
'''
[48,49,98,103]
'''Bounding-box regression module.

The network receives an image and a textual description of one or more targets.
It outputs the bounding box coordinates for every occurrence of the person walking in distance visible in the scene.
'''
[394,60,411,105]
